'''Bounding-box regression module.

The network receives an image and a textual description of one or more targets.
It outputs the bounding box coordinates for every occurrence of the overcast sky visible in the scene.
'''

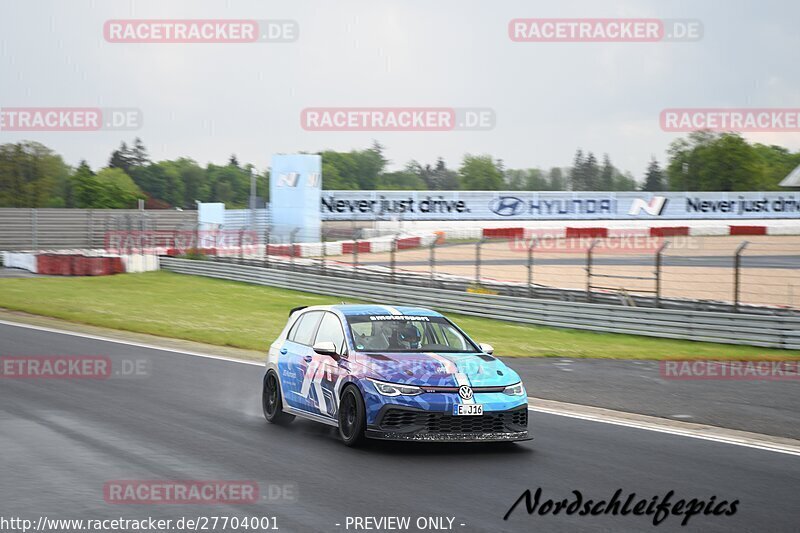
[1,0,798,181]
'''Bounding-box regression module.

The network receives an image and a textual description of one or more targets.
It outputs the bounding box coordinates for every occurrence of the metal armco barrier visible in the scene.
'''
[160,257,800,350]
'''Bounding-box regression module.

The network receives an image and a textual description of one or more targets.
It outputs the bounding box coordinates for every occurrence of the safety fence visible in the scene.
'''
[179,231,799,313]
[160,257,800,349]
[0,208,197,251]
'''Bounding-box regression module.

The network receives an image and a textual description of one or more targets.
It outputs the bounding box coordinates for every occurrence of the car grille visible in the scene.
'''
[379,408,527,434]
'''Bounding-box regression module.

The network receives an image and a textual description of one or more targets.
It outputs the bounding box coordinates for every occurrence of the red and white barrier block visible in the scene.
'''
[2,251,159,276]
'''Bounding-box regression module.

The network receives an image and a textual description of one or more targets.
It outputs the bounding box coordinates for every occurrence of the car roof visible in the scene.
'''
[288,304,443,320]
[296,304,439,317]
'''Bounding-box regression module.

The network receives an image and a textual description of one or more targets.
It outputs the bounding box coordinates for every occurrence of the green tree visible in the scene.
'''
[548,167,565,190]
[584,152,599,190]
[376,171,426,190]
[667,132,763,191]
[459,154,504,190]
[95,167,144,207]
[642,158,666,192]
[130,137,149,167]
[599,154,614,190]
[0,141,70,207]
[752,144,800,190]
[70,161,99,208]
[207,162,250,206]
[569,149,585,191]
[613,171,637,191]
[109,141,134,173]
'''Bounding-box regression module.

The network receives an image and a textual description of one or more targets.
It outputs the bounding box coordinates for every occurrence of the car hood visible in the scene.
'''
[355,351,520,388]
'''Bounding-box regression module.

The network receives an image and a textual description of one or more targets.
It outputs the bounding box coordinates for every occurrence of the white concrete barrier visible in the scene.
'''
[2,251,38,273]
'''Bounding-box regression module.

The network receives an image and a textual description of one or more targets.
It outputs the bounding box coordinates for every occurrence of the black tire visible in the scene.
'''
[338,385,367,447]
[263,371,294,425]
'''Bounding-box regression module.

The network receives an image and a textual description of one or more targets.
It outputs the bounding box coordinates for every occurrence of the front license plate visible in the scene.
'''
[453,404,483,416]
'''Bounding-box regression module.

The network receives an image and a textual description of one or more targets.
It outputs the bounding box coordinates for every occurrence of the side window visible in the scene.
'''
[314,312,347,354]
[289,311,323,346]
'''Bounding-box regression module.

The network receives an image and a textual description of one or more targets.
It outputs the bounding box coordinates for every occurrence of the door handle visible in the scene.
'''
[303,355,313,362]
[279,348,287,355]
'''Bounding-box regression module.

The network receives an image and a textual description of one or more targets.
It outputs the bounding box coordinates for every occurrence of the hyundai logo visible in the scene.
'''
[490,196,526,216]
[458,385,473,400]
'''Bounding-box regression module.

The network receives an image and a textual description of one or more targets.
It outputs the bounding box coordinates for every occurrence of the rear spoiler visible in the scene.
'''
[289,306,308,317]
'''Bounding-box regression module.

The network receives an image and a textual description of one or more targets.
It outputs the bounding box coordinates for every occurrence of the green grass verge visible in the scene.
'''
[0,271,796,359]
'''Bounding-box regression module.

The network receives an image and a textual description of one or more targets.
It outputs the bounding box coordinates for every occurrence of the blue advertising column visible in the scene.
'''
[269,154,322,243]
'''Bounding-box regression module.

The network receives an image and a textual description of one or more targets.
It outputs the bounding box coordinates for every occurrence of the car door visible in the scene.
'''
[279,310,323,412]
[304,311,348,419]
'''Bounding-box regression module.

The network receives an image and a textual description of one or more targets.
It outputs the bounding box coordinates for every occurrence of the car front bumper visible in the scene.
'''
[365,404,531,443]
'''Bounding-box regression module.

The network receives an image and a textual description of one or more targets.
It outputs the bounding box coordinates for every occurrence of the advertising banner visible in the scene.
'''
[320,191,800,220]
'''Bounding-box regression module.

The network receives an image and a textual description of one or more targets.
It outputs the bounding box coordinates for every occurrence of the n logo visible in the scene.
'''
[277,172,301,187]
[628,196,667,216]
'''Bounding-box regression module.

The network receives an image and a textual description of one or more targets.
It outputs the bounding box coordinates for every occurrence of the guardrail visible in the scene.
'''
[161,257,800,349]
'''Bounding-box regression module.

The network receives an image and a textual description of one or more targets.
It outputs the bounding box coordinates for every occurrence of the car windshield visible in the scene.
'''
[348,315,479,353]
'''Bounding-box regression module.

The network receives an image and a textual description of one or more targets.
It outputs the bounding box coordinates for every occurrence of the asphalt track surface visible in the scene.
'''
[1,322,799,532]
[507,359,800,441]
[359,254,800,269]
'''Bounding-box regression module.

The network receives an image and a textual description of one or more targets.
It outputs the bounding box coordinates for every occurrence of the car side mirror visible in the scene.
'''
[313,341,339,358]
[478,343,494,355]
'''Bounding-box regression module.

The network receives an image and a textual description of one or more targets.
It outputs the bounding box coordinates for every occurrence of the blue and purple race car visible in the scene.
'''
[262,304,530,446]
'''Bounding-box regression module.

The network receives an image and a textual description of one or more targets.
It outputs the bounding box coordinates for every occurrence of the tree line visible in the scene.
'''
[0,133,797,208]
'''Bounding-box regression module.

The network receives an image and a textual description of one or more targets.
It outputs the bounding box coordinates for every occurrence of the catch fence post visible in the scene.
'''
[430,239,436,288]
[586,239,598,303]
[290,228,299,272]
[475,237,484,286]
[655,241,670,308]
[31,208,37,251]
[527,237,538,298]
[321,238,327,277]
[390,236,397,284]
[352,229,359,279]
[734,241,749,312]
[264,224,271,269]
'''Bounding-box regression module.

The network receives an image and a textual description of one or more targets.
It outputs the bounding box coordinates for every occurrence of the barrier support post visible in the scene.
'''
[586,239,598,303]
[321,239,327,277]
[264,224,271,269]
[430,239,436,288]
[352,229,359,279]
[31,208,37,251]
[734,241,749,312]
[476,238,484,286]
[526,237,538,298]
[655,241,670,308]
[290,228,299,272]
[390,236,397,285]
[87,209,93,249]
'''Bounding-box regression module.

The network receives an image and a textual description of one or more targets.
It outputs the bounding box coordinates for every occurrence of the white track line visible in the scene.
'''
[0,319,263,367]
[527,402,800,458]
[2,318,799,457]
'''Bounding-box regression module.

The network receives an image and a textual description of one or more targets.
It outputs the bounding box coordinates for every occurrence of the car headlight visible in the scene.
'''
[368,378,423,397]
[503,382,525,396]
